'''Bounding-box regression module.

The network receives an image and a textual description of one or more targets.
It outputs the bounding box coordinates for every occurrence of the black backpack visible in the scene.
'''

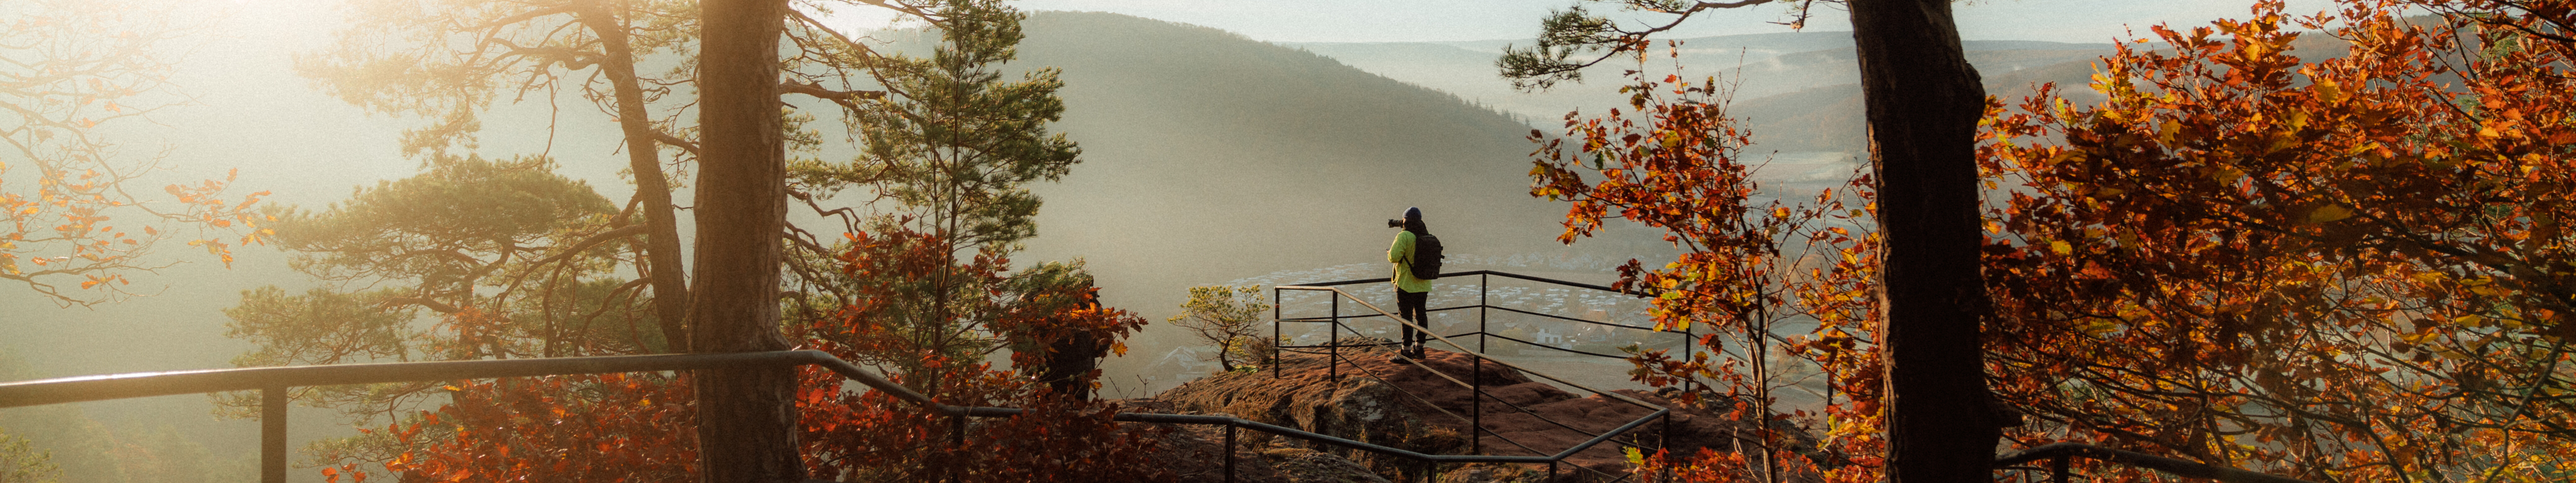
[1409,232,1444,280]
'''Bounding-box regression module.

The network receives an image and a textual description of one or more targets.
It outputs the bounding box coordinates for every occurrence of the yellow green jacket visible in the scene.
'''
[1388,230,1431,293]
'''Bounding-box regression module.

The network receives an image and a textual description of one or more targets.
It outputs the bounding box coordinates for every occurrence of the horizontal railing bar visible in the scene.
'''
[1480,334,1635,360]
[0,348,1619,466]
[1275,271,1648,297]
[1993,443,2319,483]
[1478,305,1675,332]
[1551,407,1668,460]
[1275,315,1389,322]
[1469,270,1637,295]
[1275,332,1485,350]
[1278,277,1389,288]
[0,351,832,409]
[1278,303,1616,323]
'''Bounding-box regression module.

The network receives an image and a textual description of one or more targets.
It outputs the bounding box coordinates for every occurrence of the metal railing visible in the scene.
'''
[1270,271,1679,481]
[0,269,2322,483]
[1272,271,2325,483]
[0,347,1661,483]
[1271,270,1672,369]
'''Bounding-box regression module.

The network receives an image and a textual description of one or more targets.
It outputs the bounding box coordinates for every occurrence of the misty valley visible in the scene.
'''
[6,1,2576,483]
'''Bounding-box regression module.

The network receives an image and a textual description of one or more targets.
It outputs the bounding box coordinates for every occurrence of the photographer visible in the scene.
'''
[1386,207,1441,361]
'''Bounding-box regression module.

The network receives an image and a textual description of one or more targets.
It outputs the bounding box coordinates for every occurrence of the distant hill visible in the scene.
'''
[899,12,1690,395]
[1288,31,2117,154]
[977,12,1622,324]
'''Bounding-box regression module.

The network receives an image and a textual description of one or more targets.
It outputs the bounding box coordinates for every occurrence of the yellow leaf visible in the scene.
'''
[2205,169,2246,185]
[2050,240,2073,255]
[2308,205,2355,223]
[1772,207,1790,218]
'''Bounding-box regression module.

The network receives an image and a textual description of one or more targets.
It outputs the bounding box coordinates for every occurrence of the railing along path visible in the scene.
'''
[0,271,1668,483]
[0,269,2323,483]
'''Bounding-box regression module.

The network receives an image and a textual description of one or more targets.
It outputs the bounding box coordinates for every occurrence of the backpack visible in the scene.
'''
[1408,232,1444,280]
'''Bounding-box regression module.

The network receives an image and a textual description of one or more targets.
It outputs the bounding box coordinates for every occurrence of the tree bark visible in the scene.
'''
[577,0,692,354]
[1849,0,2001,482]
[694,0,803,482]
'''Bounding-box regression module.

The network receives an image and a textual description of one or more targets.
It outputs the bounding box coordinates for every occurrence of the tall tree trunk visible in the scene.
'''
[577,1,692,354]
[1849,0,2001,482]
[694,0,803,481]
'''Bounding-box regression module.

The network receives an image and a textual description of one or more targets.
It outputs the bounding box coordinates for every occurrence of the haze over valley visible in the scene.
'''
[0,2,2299,481]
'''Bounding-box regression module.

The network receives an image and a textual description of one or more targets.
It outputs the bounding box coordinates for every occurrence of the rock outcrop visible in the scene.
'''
[1127,337,1783,482]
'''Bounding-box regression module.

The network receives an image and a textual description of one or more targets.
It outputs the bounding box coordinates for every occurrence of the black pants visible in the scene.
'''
[1396,289,1429,348]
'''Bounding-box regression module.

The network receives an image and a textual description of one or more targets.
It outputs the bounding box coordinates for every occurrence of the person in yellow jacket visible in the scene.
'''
[1388,207,1432,361]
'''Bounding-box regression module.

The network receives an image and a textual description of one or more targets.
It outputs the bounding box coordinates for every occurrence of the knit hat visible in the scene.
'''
[1403,207,1421,222]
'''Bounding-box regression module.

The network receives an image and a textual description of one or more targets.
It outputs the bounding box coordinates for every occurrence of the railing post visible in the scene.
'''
[1473,273,1485,456]
[1478,272,1488,354]
[261,385,286,483]
[949,414,968,483]
[1662,412,1674,483]
[1273,287,1283,378]
[2051,454,2070,483]
[1329,294,1340,383]
[1681,317,1694,394]
[1470,351,1482,456]
[1225,423,1237,483]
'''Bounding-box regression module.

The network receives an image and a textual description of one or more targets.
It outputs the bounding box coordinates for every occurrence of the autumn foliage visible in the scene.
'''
[1981,0,2576,479]
[795,227,1164,482]
[1528,50,1885,483]
[1535,0,2576,481]
[1,0,272,306]
[326,228,1163,483]
[358,374,698,483]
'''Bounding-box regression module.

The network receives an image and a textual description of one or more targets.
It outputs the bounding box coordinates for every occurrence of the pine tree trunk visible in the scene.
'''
[1849,0,2001,481]
[577,2,692,353]
[694,0,803,481]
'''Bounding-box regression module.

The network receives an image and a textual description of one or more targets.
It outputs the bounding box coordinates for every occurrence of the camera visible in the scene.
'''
[1386,218,1405,228]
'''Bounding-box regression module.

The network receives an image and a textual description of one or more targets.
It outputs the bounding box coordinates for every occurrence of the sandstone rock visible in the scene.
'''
[1138,336,1808,483]
[1264,447,1393,483]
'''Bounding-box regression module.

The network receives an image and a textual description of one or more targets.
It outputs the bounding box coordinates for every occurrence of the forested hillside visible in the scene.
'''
[993,12,1603,320]
[1295,33,2117,153]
